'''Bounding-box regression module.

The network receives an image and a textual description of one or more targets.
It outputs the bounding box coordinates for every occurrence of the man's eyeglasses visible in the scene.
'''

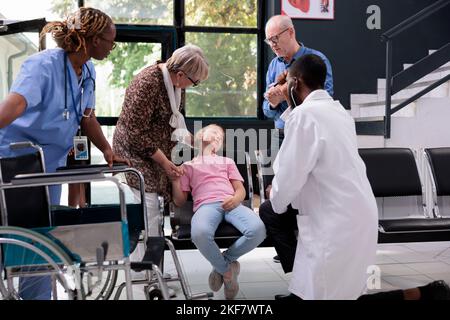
[264,28,290,46]
[99,35,117,50]
[181,70,200,87]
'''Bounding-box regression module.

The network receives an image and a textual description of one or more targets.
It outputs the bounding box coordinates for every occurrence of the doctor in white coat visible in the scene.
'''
[259,54,378,300]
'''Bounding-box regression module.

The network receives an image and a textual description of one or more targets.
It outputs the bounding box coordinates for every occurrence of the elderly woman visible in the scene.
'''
[113,44,209,236]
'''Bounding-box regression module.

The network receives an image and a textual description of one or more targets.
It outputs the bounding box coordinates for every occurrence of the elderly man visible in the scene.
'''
[263,14,333,146]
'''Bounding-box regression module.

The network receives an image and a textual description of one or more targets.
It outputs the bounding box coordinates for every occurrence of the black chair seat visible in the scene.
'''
[174,222,242,240]
[380,218,450,233]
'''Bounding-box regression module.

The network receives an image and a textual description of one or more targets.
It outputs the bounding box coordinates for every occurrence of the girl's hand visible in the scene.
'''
[222,196,240,211]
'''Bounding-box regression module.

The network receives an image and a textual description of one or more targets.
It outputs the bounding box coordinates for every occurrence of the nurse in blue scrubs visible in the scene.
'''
[0,7,129,299]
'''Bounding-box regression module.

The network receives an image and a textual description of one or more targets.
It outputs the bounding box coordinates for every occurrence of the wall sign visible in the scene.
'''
[281,0,335,20]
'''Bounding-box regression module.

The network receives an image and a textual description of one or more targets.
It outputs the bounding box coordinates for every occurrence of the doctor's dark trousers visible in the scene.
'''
[259,200,298,273]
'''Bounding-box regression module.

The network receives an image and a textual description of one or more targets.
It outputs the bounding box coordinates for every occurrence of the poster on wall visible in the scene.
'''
[281,0,335,20]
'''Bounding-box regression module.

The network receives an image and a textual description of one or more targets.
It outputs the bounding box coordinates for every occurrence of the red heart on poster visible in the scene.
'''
[288,0,310,13]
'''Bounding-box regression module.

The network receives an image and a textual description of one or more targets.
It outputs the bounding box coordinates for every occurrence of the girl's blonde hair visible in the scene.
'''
[194,124,225,150]
[40,7,113,54]
[166,44,209,82]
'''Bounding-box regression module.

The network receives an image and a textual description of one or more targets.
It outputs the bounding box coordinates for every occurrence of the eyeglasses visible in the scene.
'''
[180,70,200,87]
[99,35,117,50]
[264,28,290,46]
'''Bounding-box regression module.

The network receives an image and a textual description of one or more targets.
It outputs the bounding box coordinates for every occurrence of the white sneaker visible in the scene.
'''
[223,261,240,300]
[208,269,223,292]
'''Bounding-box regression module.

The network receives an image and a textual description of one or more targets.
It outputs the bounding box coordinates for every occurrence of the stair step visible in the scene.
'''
[379,64,450,87]
[358,102,417,118]
[354,117,385,136]
[378,81,449,101]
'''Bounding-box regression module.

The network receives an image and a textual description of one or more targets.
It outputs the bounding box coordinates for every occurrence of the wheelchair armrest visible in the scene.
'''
[56,163,130,174]
[10,171,106,186]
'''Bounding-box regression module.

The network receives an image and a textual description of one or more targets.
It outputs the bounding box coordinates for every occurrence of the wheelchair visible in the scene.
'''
[0,141,171,300]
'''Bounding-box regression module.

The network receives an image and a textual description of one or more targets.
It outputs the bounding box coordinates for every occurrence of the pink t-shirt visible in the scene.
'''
[180,155,244,212]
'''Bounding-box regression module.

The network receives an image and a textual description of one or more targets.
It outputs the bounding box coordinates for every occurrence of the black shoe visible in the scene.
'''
[275,293,302,301]
[273,255,280,263]
[420,280,450,300]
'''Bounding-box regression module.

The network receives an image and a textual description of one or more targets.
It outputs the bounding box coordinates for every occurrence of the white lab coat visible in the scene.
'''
[270,90,378,300]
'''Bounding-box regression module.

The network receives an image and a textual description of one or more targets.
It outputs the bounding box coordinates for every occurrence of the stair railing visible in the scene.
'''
[381,0,450,138]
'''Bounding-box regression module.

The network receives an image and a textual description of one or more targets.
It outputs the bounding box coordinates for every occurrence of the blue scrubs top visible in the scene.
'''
[262,44,333,129]
[0,48,96,203]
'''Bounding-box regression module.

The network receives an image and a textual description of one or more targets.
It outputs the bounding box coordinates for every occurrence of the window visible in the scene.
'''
[185,0,257,28]
[93,42,162,117]
[183,0,260,118]
[0,0,76,21]
[76,0,261,119]
[84,0,173,25]
[185,32,257,117]
[0,32,39,100]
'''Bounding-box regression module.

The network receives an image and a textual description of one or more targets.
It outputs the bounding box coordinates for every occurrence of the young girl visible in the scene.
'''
[171,124,266,300]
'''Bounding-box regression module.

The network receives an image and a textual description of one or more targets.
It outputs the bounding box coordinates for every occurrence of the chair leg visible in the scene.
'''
[164,238,213,300]
[151,265,170,300]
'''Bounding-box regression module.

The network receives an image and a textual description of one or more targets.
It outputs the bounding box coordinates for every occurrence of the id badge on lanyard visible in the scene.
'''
[73,128,89,161]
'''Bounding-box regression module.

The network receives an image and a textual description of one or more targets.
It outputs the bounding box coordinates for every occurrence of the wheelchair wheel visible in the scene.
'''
[80,262,118,300]
[148,288,164,300]
[0,227,82,300]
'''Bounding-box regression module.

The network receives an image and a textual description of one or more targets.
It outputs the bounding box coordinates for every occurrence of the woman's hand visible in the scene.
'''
[222,196,240,211]
[163,161,184,179]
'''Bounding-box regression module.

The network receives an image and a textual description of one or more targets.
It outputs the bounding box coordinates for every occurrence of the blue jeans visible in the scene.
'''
[191,202,266,274]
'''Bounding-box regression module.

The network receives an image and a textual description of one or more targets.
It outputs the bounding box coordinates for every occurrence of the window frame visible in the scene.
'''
[174,0,266,120]
[95,23,177,125]
[77,0,267,122]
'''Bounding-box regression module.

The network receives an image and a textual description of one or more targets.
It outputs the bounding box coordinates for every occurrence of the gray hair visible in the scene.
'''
[265,15,294,33]
[166,44,209,82]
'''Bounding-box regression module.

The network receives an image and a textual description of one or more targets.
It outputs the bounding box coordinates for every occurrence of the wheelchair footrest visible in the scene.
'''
[130,237,165,272]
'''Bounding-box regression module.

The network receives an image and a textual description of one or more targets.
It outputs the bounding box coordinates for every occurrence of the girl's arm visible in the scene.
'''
[222,180,246,211]
[171,178,188,207]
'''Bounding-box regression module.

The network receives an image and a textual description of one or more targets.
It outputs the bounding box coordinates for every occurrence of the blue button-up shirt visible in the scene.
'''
[263,44,333,129]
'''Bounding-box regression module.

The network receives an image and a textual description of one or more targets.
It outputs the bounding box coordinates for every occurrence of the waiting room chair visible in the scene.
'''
[424,148,450,218]
[359,148,450,243]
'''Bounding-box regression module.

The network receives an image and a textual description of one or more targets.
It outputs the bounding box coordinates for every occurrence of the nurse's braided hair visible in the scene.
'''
[40,7,113,54]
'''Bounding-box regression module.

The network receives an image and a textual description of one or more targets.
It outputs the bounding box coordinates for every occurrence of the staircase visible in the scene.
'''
[350,0,450,148]
[352,52,450,148]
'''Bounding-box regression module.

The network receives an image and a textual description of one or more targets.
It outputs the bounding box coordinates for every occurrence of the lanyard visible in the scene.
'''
[63,52,95,123]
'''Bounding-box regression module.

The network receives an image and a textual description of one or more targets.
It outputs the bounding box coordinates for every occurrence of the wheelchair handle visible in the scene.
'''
[9,141,36,150]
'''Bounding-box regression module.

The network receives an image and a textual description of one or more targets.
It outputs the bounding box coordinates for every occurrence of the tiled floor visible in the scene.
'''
[116,241,450,300]
[72,186,450,300]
